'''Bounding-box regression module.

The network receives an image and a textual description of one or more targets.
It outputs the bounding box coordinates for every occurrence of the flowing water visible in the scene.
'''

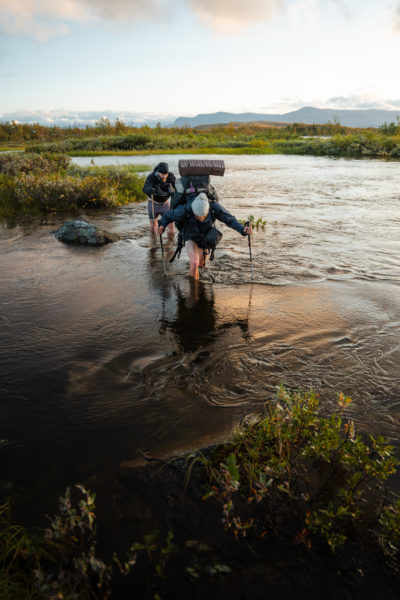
[1,154,400,517]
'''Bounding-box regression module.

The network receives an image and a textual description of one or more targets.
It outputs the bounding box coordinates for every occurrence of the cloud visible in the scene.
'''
[0,0,86,41]
[327,94,400,111]
[0,0,171,40]
[0,108,177,126]
[327,0,351,20]
[395,2,400,32]
[255,94,400,114]
[187,0,284,32]
[0,0,284,40]
[80,0,170,21]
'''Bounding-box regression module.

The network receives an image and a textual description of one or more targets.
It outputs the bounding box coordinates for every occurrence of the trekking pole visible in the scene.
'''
[200,247,215,283]
[158,219,167,277]
[151,195,157,243]
[245,221,254,282]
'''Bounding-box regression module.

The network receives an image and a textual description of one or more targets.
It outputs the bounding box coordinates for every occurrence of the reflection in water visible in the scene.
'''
[160,280,217,352]
[159,277,251,353]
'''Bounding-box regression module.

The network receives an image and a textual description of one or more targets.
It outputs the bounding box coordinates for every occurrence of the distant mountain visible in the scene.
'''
[171,107,400,128]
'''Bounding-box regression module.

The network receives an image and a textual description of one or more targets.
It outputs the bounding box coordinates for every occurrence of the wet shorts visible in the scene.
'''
[147,199,170,220]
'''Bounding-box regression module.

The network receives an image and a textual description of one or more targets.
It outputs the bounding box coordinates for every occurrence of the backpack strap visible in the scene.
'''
[169,230,185,263]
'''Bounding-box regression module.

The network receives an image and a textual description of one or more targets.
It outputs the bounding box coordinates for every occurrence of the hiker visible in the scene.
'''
[143,162,176,233]
[157,192,252,280]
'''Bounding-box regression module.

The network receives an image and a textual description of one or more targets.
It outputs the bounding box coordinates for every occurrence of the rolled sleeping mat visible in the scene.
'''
[178,159,225,177]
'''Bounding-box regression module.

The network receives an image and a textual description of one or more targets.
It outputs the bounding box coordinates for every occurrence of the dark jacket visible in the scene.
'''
[159,201,246,242]
[143,164,176,204]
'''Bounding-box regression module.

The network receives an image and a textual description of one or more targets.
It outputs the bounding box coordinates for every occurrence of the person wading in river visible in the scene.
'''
[143,162,176,234]
[157,192,252,280]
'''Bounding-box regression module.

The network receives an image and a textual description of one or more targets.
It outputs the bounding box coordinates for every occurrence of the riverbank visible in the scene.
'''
[28,136,400,160]
[66,146,275,156]
[3,390,400,599]
[0,153,147,216]
[21,122,400,160]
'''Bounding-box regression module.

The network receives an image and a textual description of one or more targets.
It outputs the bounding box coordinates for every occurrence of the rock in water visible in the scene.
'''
[54,221,120,245]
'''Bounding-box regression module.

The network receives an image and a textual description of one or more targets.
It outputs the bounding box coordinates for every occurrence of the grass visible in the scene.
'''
[2,120,400,160]
[0,145,25,152]
[0,153,148,216]
[63,146,275,157]
[0,502,47,599]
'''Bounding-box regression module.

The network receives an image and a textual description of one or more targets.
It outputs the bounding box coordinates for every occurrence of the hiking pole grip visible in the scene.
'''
[245,221,254,282]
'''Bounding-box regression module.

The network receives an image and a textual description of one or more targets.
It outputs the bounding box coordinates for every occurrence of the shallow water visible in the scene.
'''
[1,154,400,516]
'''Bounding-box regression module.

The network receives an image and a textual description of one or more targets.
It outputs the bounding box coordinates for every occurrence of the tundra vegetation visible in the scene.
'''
[2,389,400,598]
[0,152,147,216]
[1,118,400,159]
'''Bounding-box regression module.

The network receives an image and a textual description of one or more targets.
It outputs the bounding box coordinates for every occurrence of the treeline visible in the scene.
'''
[2,119,400,159]
[0,118,197,145]
[25,130,400,160]
[275,133,400,158]
[1,118,399,145]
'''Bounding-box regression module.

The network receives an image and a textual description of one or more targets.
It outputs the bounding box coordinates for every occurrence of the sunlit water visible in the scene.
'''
[1,154,400,516]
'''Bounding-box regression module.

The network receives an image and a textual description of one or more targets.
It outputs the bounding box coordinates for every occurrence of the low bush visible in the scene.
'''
[1,173,119,213]
[0,155,147,215]
[0,152,70,176]
[203,387,399,552]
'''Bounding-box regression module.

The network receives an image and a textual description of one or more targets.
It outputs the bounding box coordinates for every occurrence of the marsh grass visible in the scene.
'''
[0,153,148,216]
[0,502,48,599]
[0,486,177,599]
[19,122,400,159]
[64,146,275,156]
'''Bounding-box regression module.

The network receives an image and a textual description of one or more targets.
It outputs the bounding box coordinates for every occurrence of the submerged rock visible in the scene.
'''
[54,220,120,245]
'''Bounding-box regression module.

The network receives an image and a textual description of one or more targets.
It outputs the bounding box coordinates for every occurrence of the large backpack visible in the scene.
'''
[170,175,218,210]
[169,160,225,264]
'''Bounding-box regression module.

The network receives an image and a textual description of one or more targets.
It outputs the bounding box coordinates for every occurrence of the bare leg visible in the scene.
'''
[166,222,175,236]
[149,218,157,233]
[186,240,203,280]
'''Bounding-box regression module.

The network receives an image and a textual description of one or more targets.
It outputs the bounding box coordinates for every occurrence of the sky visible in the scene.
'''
[0,0,400,124]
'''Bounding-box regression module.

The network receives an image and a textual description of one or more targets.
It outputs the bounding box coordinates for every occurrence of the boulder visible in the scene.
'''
[54,220,120,245]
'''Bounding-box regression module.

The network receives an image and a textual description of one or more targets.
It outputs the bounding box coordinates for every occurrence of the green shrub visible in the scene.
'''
[66,164,148,203]
[0,486,174,599]
[0,503,46,599]
[203,387,398,552]
[0,173,118,213]
[0,160,147,215]
[0,152,70,175]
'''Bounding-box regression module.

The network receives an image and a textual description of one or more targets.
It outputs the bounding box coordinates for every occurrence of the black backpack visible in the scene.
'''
[170,175,218,210]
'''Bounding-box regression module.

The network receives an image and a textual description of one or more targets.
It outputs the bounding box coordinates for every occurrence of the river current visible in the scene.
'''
[1,154,399,516]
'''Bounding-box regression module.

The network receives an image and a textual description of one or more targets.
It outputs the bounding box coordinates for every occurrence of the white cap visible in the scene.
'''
[191,193,209,217]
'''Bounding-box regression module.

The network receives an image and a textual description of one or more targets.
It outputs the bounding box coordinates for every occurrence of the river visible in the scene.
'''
[1,153,400,519]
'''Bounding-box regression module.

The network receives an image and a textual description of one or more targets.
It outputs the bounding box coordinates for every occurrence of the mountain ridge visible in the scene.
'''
[171,106,400,128]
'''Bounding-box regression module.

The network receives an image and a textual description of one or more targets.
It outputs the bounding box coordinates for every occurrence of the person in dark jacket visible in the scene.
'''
[157,192,252,280]
[143,162,176,233]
